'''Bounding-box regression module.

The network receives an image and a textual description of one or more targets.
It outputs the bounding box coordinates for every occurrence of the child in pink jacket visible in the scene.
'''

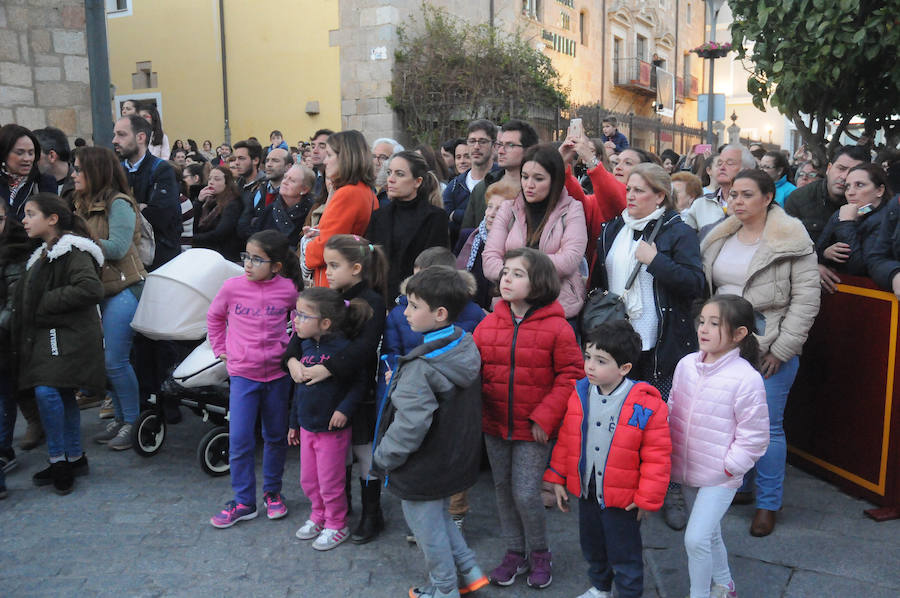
[668,295,769,598]
[206,231,302,529]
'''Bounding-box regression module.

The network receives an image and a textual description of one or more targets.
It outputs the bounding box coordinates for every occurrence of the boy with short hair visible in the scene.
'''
[601,116,629,154]
[544,320,671,598]
[373,266,489,598]
[382,248,484,541]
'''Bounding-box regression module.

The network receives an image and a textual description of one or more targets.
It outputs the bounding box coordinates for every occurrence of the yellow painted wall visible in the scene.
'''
[107,0,341,146]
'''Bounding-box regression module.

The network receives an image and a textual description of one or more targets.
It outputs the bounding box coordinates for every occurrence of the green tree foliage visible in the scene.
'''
[729,0,900,163]
[388,3,570,146]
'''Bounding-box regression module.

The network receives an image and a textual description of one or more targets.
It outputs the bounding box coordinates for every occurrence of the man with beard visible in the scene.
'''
[443,119,499,245]
[112,115,180,269]
[237,147,292,240]
[111,115,182,424]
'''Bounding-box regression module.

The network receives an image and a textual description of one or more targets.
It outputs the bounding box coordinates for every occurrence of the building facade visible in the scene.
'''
[105,0,342,146]
[104,1,705,150]
[0,0,93,142]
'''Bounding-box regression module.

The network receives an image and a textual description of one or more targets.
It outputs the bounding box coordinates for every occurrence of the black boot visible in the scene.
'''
[345,465,353,516]
[351,478,384,544]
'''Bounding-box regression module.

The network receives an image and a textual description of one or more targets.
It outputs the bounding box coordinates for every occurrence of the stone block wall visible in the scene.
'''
[0,1,92,142]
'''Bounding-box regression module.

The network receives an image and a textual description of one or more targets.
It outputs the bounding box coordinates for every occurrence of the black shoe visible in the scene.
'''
[32,463,54,487]
[69,454,89,477]
[351,478,384,544]
[51,461,74,495]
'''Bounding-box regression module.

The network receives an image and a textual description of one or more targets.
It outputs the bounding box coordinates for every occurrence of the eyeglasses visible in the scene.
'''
[72,165,82,174]
[291,310,321,323]
[496,142,523,150]
[467,138,493,147]
[759,165,776,170]
[240,252,272,267]
[373,154,390,162]
[797,172,820,180]
[720,159,740,167]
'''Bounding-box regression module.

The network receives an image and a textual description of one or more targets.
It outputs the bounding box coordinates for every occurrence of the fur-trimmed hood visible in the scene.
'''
[26,234,104,270]
[701,205,813,263]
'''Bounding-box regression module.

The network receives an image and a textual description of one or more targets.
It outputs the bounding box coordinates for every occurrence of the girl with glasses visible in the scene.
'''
[206,230,302,529]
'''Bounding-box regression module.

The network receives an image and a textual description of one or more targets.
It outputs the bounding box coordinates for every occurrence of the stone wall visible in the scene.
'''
[0,0,92,142]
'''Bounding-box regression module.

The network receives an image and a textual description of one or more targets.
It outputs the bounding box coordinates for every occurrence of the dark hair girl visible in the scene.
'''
[13,193,105,494]
[1,124,57,221]
[193,165,243,261]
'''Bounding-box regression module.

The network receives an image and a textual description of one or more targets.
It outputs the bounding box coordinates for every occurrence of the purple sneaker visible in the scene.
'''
[263,491,288,519]
[210,500,258,528]
[489,551,529,586]
[526,550,552,589]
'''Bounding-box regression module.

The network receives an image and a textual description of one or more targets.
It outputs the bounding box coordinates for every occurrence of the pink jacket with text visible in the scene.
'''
[668,348,769,489]
[207,274,299,382]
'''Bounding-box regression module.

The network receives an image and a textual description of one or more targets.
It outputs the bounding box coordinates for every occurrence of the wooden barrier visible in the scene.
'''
[785,275,900,520]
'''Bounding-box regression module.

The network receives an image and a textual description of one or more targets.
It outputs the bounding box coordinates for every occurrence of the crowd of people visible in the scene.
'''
[2,105,900,598]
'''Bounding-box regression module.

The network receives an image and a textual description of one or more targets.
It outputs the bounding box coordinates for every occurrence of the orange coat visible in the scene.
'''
[304,182,378,287]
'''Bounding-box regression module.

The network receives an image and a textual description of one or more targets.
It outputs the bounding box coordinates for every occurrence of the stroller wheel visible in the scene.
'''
[133,410,167,457]
[198,426,229,476]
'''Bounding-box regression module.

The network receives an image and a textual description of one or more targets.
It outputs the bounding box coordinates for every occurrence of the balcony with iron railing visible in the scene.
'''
[613,58,656,96]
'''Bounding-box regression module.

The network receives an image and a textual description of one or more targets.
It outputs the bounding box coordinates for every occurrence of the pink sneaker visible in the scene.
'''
[264,491,288,519]
[210,501,258,528]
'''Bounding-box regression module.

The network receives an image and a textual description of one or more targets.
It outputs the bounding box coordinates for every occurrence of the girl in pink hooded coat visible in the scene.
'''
[668,295,769,598]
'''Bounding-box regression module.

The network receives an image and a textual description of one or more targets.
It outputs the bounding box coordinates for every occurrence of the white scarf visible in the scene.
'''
[608,207,665,319]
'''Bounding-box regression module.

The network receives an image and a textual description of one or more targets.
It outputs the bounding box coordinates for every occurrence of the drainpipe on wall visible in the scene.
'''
[600,0,606,109]
[84,0,113,148]
[218,0,231,144]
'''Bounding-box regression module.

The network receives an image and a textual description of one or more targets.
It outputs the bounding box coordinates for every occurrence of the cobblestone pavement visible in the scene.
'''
[1,409,899,597]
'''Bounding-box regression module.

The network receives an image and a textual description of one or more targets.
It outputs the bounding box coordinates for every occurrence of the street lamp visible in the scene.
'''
[704,0,726,146]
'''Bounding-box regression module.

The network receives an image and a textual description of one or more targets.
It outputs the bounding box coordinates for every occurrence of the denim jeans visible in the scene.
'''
[578,496,643,598]
[228,375,290,505]
[102,289,140,424]
[739,355,800,510]
[33,386,82,459]
[0,373,15,457]
[403,497,479,594]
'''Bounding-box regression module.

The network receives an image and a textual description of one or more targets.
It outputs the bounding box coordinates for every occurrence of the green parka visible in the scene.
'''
[12,234,105,391]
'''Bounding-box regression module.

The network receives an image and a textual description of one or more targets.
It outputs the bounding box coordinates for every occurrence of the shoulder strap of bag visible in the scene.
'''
[623,215,664,290]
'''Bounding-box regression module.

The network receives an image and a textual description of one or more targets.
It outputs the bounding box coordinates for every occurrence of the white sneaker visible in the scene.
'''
[311,526,350,551]
[575,588,611,598]
[295,519,324,540]
[711,581,738,598]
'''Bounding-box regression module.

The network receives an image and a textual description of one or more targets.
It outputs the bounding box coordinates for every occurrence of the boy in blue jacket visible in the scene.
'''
[373,266,488,598]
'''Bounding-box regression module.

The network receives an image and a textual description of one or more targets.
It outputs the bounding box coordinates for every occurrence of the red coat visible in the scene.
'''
[473,300,584,441]
[544,378,671,511]
[564,164,626,268]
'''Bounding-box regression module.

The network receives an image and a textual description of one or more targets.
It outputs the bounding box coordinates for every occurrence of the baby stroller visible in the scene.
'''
[129,249,243,476]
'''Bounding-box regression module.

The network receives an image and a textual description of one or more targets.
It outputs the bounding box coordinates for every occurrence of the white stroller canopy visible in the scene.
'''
[131,248,244,340]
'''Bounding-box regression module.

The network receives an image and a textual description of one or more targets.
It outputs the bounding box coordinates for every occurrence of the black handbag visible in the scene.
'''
[580,216,664,336]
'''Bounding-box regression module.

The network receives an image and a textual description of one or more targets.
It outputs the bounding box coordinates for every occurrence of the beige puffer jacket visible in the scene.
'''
[701,206,821,362]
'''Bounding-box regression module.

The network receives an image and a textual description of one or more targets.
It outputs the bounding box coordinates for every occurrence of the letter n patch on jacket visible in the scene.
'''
[627,404,653,430]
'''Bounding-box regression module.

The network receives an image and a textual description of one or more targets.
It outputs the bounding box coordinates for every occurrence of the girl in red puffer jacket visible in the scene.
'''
[473,247,583,590]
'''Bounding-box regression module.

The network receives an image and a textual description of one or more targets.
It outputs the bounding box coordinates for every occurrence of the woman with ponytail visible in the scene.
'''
[13,193,105,495]
[365,150,450,299]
